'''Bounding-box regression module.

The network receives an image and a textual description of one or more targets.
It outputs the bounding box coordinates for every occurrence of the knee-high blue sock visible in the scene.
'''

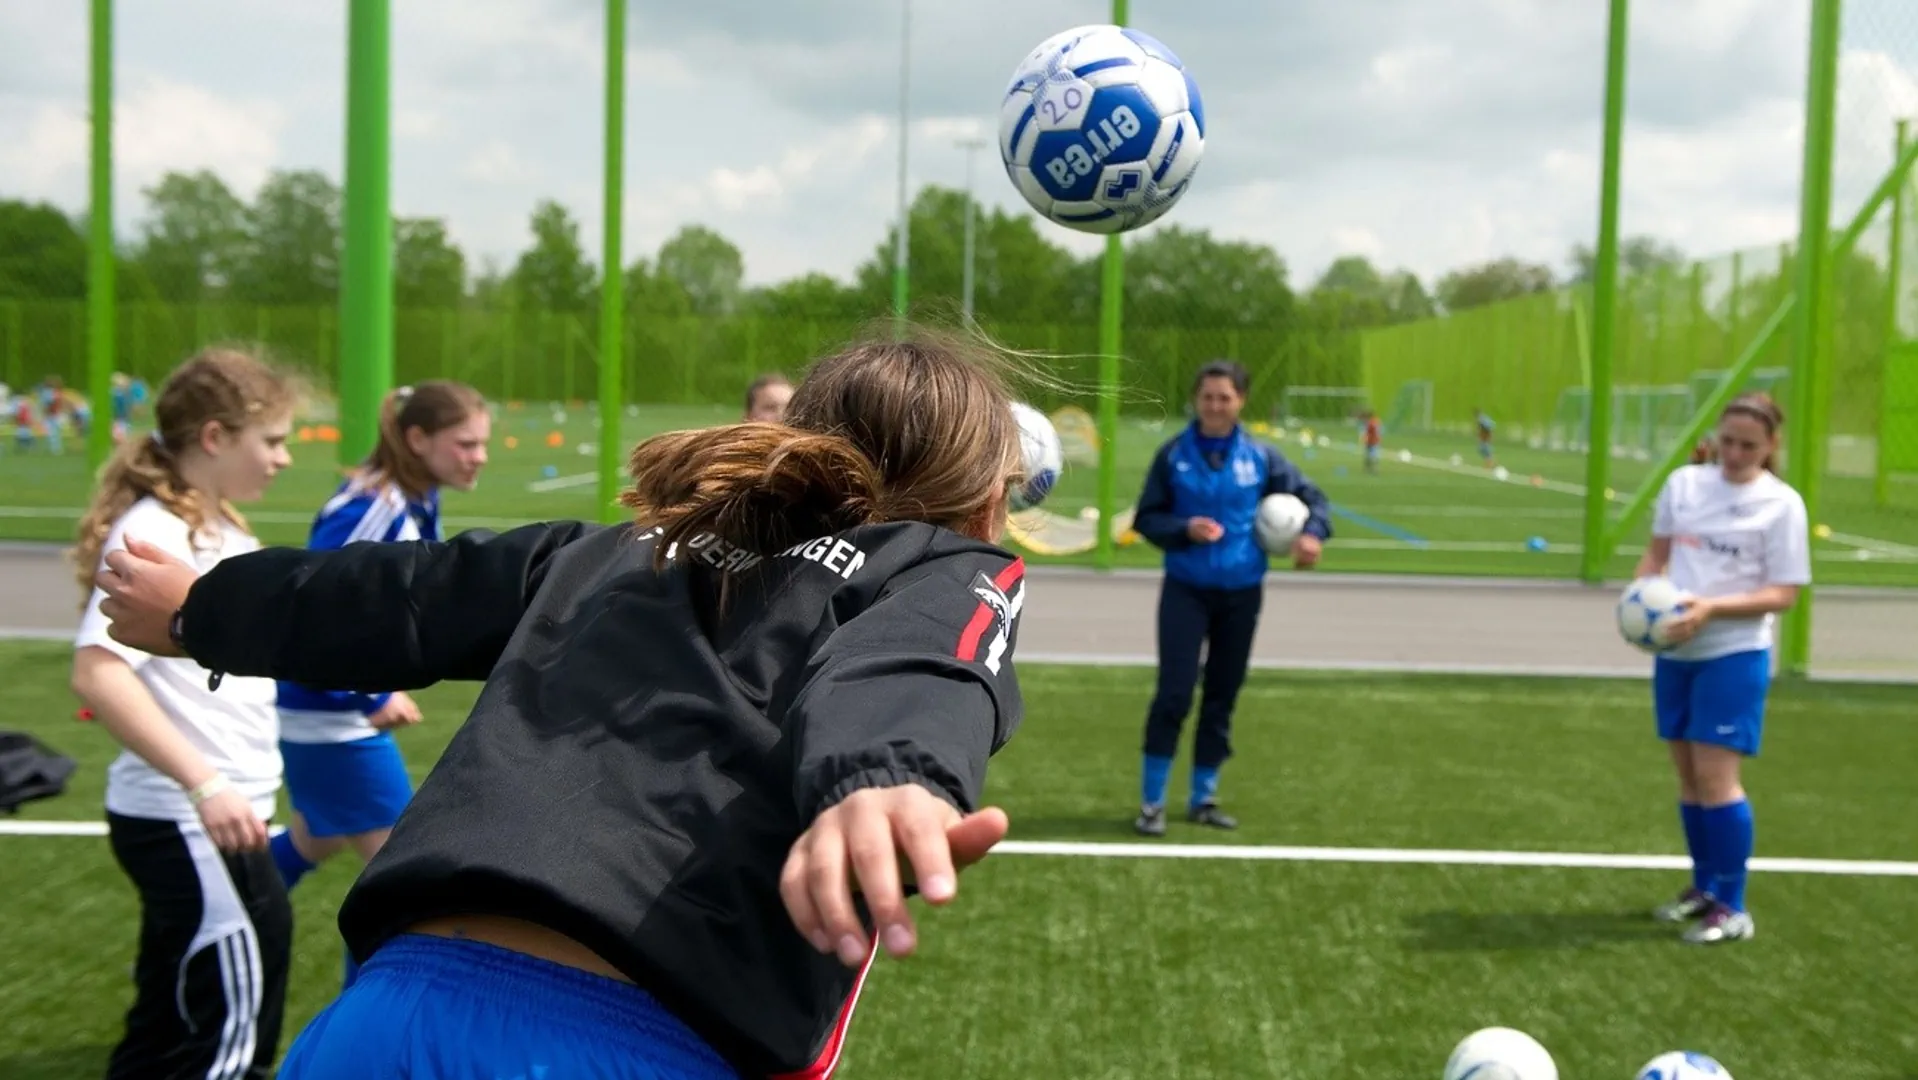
[269,830,315,891]
[1190,765,1221,810]
[1700,799,1754,912]
[1142,755,1173,808]
[1679,803,1708,893]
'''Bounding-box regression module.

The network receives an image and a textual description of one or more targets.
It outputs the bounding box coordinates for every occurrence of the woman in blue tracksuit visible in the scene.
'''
[1130,360,1333,836]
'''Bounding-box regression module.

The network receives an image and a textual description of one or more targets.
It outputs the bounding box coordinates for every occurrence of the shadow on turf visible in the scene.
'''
[0,1044,112,1079]
[1403,909,1679,951]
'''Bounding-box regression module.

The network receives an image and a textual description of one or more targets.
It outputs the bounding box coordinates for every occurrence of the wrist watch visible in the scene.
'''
[168,608,187,651]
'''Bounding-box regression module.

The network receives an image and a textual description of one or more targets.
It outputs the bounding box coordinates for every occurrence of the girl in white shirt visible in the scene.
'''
[1635,391,1811,946]
[70,349,298,1079]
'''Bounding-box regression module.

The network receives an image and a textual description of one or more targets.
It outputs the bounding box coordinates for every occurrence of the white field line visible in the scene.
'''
[3,819,1912,877]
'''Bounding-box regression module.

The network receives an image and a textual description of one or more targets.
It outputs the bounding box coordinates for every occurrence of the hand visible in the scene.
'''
[1661,594,1712,644]
[196,786,269,853]
[97,538,200,657]
[369,691,423,730]
[780,785,1009,969]
[1186,517,1224,543]
[1290,533,1323,569]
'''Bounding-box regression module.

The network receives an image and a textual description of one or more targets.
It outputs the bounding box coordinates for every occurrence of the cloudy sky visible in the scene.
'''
[4,0,1918,291]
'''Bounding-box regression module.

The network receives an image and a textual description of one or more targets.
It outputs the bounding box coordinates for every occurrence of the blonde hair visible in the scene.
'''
[622,322,1026,566]
[354,380,487,500]
[71,348,297,600]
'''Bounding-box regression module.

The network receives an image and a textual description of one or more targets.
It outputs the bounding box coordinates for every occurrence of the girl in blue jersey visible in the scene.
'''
[1130,360,1333,836]
[269,382,490,947]
[1636,392,1809,945]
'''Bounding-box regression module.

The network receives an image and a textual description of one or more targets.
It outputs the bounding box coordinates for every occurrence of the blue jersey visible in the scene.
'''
[1132,422,1333,590]
[276,477,441,740]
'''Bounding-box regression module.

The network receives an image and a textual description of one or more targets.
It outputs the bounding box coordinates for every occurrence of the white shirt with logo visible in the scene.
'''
[1652,465,1812,662]
[74,497,282,823]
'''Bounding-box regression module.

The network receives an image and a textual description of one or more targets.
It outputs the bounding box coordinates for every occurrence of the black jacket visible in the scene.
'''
[173,518,1028,1078]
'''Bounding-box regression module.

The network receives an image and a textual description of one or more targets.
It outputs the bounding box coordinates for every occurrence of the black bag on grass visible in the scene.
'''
[0,730,78,814]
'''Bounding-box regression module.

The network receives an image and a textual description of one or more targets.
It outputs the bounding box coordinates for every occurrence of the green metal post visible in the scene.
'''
[1580,0,1629,583]
[1882,119,1910,507]
[87,0,115,470]
[891,0,912,329]
[338,0,393,467]
[596,0,627,523]
[1094,0,1128,572]
[1781,0,1842,677]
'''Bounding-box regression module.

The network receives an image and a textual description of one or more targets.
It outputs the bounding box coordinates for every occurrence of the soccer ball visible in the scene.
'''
[999,24,1206,234]
[1442,1027,1559,1080]
[1636,1051,1734,1080]
[1254,494,1310,555]
[1010,402,1063,512]
[1616,575,1690,654]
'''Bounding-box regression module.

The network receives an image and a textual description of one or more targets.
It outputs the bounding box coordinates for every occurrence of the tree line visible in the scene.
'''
[0,167,1698,342]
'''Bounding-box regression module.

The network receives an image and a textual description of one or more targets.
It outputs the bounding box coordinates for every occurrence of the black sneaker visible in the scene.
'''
[1133,803,1167,837]
[1186,802,1238,830]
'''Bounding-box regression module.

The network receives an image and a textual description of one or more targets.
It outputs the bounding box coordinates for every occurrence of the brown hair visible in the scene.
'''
[71,348,297,599]
[622,323,1025,568]
[743,372,793,418]
[355,380,487,499]
[1720,390,1785,473]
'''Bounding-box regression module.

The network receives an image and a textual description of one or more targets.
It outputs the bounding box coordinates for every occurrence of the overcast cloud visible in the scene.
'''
[4,0,1918,290]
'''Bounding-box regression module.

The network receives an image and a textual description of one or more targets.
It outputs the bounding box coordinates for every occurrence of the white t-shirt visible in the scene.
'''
[74,497,281,822]
[1652,464,1812,661]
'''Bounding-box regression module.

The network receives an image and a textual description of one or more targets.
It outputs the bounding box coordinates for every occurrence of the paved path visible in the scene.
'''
[7,542,1915,680]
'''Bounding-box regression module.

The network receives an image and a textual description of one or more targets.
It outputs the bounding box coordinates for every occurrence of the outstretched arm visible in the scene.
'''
[781,546,1027,968]
[99,521,602,690]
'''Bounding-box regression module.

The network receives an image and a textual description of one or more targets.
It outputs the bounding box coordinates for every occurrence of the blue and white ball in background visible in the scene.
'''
[1616,575,1689,654]
[1636,1052,1734,1080]
[1009,402,1063,512]
[999,24,1206,234]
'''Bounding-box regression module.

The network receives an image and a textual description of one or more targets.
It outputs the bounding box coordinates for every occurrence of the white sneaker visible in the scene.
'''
[1682,904,1755,944]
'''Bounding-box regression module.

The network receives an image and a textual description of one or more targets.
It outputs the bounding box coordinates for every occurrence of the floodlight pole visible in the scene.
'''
[87,0,115,471]
[597,0,627,524]
[1580,0,1628,584]
[339,0,393,467]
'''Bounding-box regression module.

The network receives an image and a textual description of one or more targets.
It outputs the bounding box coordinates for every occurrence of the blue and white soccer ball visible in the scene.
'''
[1616,575,1689,654]
[1009,402,1063,512]
[1636,1051,1734,1080]
[998,24,1206,234]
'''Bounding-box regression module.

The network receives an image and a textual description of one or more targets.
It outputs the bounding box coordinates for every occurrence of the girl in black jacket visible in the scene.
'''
[95,326,1036,1080]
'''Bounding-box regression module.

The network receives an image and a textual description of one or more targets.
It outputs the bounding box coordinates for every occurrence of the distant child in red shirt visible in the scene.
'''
[1362,411,1382,474]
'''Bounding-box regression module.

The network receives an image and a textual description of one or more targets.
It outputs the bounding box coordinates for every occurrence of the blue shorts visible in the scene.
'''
[1653,648,1772,756]
[279,733,414,837]
[278,934,740,1079]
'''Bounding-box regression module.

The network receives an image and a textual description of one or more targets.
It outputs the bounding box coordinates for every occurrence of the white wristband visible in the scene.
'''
[186,774,230,807]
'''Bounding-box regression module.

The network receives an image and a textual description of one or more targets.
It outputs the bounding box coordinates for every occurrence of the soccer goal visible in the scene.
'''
[1548,384,1698,459]
[1382,379,1434,434]
[1278,385,1372,427]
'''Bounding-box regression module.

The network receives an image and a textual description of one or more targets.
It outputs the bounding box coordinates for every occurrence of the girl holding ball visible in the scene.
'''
[1635,391,1810,944]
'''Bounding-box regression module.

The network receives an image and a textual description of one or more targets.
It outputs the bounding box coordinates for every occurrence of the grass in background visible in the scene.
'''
[3,402,1915,586]
[2,642,1913,1077]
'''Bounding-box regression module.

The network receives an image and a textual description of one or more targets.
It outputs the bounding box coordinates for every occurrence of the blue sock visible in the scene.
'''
[1679,803,1708,893]
[269,830,315,891]
[1142,755,1173,808]
[1700,799,1754,912]
[342,946,361,991]
[1190,765,1220,810]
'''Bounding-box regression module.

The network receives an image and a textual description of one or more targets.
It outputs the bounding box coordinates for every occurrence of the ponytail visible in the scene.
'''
[70,432,215,603]
[356,380,486,499]
[620,423,893,569]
